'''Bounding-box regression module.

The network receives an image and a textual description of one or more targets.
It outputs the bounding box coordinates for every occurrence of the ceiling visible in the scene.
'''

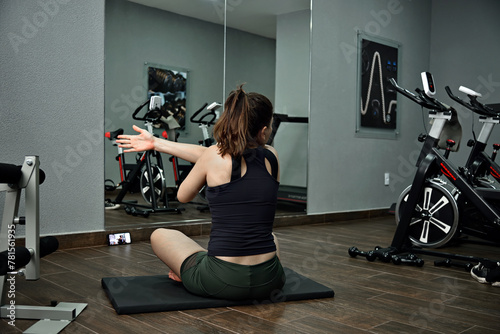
[127,0,310,39]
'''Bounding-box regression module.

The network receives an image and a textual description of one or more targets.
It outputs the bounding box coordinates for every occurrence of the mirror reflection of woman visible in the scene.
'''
[117,85,285,300]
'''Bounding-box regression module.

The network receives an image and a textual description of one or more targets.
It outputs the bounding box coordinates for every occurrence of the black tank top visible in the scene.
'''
[206,146,279,256]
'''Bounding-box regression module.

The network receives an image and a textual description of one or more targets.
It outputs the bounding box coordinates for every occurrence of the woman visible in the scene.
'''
[117,85,285,300]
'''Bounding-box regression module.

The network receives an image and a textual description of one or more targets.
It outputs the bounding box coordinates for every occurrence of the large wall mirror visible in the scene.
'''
[104,0,311,230]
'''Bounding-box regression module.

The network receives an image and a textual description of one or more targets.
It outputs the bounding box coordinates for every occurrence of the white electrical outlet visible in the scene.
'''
[384,173,390,186]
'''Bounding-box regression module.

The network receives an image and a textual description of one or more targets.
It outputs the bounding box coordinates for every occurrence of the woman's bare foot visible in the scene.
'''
[168,270,182,282]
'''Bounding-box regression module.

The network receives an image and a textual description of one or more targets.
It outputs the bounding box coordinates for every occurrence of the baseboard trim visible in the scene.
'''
[18,208,390,250]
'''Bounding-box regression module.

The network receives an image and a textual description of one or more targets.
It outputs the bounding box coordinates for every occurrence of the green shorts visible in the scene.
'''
[180,251,286,301]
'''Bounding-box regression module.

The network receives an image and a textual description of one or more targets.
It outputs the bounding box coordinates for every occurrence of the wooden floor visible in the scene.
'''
[2,216,500,333]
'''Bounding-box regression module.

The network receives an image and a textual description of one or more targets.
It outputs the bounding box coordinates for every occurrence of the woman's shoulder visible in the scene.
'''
[264,145,279,159]
[202,145,231,164]
[205,145,220,155]
[200,145,220,158]
[203,145,233,186]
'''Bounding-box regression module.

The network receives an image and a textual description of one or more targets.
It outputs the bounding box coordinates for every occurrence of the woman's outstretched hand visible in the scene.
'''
[116,125,155,153]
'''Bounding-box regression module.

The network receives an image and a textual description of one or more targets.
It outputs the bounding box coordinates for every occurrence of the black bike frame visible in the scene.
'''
[107,98,182,215]
[113,148,171,212]
[463,117,500,182]
[393,145,500,250]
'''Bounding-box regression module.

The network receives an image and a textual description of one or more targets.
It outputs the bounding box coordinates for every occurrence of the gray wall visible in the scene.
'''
[224,30,276,99]
[309,0,433,214]
[308,0,500,215]
[274,9,310,187]
[429,0,500,167]
[0,0,105,235]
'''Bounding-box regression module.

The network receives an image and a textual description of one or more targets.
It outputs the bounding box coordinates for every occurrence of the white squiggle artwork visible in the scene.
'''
[360,49,397,126]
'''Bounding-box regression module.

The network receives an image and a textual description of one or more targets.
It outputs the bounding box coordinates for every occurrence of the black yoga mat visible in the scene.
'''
[101,268,334,315]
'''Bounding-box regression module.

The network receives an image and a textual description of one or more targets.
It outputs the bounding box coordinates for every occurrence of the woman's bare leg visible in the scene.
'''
[150,228,206,278]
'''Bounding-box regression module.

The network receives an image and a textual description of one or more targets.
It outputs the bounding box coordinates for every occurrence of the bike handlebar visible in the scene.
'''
[132,99,163,123]
[445,86,498,117]
[389,78,451,112]
[132,100,150,120]
[190,102,218,125]
[131,99,220,129]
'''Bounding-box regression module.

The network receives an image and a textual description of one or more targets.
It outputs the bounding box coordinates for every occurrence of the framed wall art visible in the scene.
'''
[146,63,188,131]
[356,32,401,139]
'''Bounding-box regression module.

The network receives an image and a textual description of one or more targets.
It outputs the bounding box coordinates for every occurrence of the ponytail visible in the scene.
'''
[213,85,273,158]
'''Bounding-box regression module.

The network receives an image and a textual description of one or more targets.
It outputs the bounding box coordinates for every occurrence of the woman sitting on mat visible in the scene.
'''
[117,85,285,300]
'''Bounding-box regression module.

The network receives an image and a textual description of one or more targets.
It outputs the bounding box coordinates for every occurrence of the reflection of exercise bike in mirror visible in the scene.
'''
[105,96,183,217]
[168,102,221,211]
[349,72,500,267]
[106,100,221,216]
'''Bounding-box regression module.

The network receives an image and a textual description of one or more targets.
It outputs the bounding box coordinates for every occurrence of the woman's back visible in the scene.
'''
[206,146,279,261]
[204,145,279,187]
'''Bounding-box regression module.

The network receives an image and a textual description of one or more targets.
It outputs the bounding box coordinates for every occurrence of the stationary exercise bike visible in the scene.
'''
[105,96,183,217]
[445,85,500,188]
[106,101,221,215]
[349,72,500,267]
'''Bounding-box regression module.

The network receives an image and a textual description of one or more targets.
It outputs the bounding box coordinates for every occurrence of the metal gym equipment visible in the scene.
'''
[0,156,87,333]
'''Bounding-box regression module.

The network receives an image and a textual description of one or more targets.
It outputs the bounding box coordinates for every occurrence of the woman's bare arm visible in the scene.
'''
[116,125,208,163]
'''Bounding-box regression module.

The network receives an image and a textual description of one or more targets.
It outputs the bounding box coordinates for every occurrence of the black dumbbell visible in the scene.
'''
[392,254,424,267]
[348,246,376,261]
[434,259,474,271]
[372,246,393,263]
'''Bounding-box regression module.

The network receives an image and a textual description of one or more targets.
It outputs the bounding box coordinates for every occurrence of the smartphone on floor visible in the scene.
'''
[107,232,132,246]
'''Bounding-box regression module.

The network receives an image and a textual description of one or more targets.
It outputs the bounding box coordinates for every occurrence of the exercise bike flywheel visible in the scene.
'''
[395,180,459,248]
[140,164,166,205]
